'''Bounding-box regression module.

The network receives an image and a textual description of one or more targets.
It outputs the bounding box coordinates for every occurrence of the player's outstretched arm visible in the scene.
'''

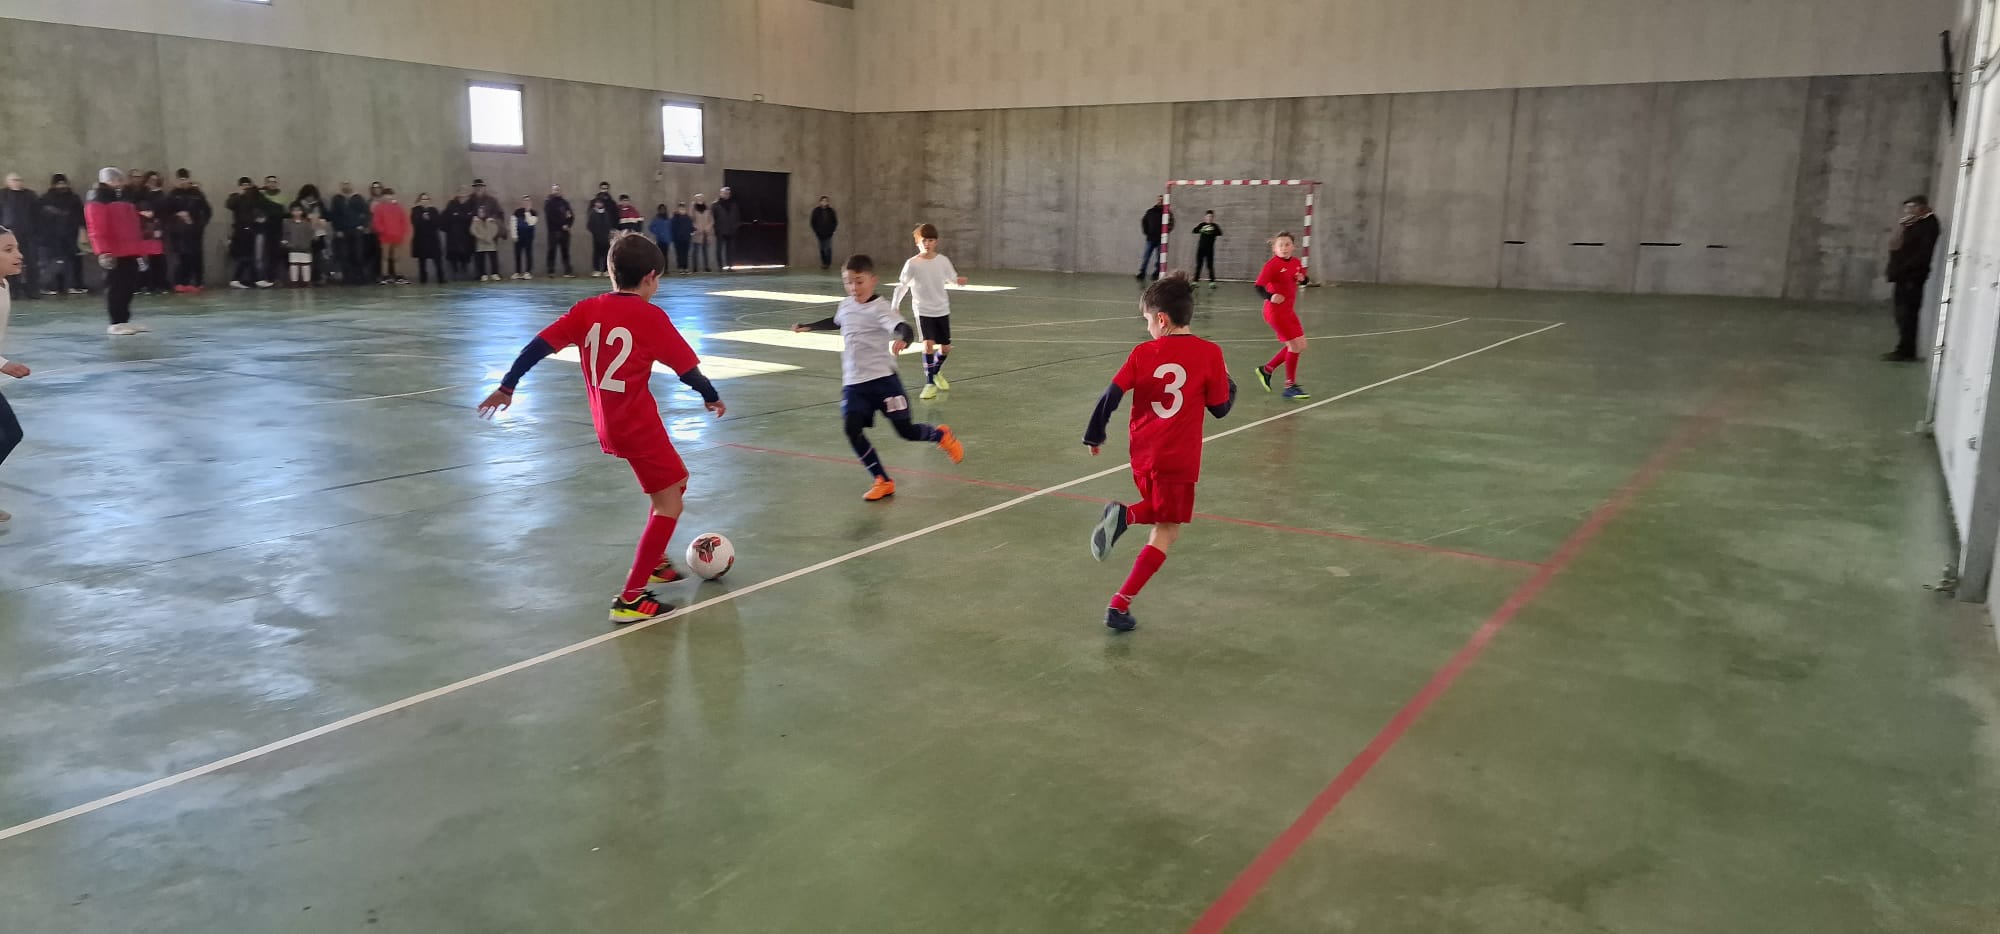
[677,366,726,417]
[477,337,556,418]
[793,316,838,333]
[1082,383,1127,454]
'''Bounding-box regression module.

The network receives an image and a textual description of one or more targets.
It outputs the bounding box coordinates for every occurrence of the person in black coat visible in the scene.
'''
[809,195,838,270]
[225,177,274,288]
[409,192,446,283]
[669,203,695,274]
[38,175,86,294]
[1,173,41,298]
[165,169,213,290]
[585,192,615,277]
[1884,195,1943,363]
[1138,196,1167,281]
[543,185,575,277]
[442,188,475,281]
[711,186,743,270]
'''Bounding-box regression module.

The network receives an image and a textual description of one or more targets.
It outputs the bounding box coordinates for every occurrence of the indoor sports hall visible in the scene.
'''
[1,2,1997,932]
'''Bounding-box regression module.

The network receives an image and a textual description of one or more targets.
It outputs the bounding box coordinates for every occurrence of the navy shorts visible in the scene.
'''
[841,374,912,428]
[919,314,951,345]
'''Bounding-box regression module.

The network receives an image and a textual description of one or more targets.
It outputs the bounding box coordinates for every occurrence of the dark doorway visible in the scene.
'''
[723,169,789,268]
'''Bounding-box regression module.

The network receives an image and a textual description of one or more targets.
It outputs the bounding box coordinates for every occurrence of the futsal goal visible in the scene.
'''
[1160,179,1320,283]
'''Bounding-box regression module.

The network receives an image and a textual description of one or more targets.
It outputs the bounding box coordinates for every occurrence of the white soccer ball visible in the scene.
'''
[685,533,735,581]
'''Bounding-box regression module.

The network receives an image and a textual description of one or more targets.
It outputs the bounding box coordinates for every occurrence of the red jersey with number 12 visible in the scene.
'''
[537,292,701,457]
[1113,334,1231,483]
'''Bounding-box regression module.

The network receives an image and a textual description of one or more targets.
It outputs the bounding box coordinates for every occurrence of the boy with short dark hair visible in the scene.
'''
[1083,271,1236,632]
[478,235,726,624]
[1191,210,1222,284]
[794,254,965,501]
[892,223,968,401]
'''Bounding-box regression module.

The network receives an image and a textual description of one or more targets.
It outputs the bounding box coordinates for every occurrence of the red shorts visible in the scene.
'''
[624,447,690,494]
[1264,304,1304,342]
[1133,472,1196,525]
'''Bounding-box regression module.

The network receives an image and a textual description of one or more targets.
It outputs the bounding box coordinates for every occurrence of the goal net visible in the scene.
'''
[1160,179,1319,283]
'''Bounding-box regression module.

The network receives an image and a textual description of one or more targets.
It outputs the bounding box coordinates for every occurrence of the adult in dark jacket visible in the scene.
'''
[0,173,40,298]
[669,203,695,273]
[409,193,445,283]
[543,185,575,277]
[1885,196,1943,363]
[259,176,288,285]
[134,172,170,294]
[326,182,370,283]
[165,169,213,291]
[809,196,838,270]
[585,193,615,277]
[711,186,743,270]
[225,177,275,288]
[442,189,475,281]
[1138,196,1167,281]
[38,175,86,295]
[84,168,148,333]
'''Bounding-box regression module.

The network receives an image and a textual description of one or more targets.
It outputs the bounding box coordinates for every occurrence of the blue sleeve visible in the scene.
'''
[1083,384,1126,447]
[1207,377,1237,419]
[678,366,721,404]
[499,337,555,393]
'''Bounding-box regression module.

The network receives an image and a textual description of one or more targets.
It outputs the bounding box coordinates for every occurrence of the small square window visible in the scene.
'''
[662,102,704,163]
[469,83,525,152]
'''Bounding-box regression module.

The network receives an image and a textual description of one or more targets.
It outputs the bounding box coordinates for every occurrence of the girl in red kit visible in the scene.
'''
[1252,231,1310,400]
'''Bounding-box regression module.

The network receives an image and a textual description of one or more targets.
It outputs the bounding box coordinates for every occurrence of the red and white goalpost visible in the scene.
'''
[1161,178,1319,281]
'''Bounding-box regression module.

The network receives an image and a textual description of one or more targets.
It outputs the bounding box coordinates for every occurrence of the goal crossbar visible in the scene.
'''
[1160,179,1320,279]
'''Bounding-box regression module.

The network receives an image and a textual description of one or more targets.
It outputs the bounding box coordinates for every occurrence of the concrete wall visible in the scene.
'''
[0,18,851,282]
[848,74,1945,301]
[853,0,1955,112]
[0,0,854,113]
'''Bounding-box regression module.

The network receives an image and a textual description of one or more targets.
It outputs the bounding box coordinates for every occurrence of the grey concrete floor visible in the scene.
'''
[0,271,1994,932]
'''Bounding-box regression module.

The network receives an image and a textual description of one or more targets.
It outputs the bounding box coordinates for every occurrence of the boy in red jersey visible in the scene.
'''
[1252,231,1311,400]
[1083,271,1236,632]
[477,235,726,624]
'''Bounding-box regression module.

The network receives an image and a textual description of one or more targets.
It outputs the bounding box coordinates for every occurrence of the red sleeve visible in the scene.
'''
[651,317,700,374]
[1204,344,1231,405]
[537,304,587,350]
[1112,346,1141,391]
[1254,258,1278,291]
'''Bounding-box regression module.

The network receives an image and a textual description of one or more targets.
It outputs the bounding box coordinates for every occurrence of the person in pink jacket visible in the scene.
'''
[83,168,148,336]
[372,189,411,285]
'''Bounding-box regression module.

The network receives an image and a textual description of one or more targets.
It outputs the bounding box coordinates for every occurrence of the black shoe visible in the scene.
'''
[1135,273,1146,282]
[1255,365,1275,393]
[1090,502,1130,561]
[1105,606,1137,632]
[1880,351,1919,363]
[610,590,673,625]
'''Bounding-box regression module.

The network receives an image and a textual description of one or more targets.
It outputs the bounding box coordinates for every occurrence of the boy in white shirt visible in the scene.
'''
[796,253,965,501]
[891,223,968,401]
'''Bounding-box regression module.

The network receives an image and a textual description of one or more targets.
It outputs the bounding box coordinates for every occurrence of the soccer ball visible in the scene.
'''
[685,533,735,581]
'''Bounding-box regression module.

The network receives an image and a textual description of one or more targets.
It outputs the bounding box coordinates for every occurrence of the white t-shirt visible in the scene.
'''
[893,253,959,318]
[833,294,911,385]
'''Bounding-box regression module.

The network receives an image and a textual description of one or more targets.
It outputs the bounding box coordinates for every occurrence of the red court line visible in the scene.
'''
[1184,393,1740,934]
[718,442,1539,569]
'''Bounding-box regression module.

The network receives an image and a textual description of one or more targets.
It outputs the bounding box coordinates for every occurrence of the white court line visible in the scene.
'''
[957,315,1142,332]
[302,385,474,406]
[966,318,1471,345]
[0,321,1562,846]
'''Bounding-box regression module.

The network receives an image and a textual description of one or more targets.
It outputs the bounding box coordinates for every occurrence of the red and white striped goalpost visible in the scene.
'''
[1160,178,1320,282]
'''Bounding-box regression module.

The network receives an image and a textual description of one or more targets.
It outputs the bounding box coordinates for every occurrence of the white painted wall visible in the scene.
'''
[0,0,855,113]
[852,0,1958,112]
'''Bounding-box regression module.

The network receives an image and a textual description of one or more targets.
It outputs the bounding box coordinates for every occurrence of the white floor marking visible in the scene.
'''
[966,318,1472,345]
[707,289,844,304]
[545,346,801,381]
[0,322,1561,845]
[303,385,474,405]
[944,283,1016,292]
[958,315,1143,332]
[704,329,925,355]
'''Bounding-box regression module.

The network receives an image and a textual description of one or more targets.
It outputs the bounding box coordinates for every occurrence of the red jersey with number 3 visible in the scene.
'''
[1113,334,1231,483]
[537,292,701,457]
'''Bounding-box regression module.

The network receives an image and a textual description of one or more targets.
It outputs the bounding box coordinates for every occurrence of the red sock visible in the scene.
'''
[621,512,679,600]
[1265,347,1288,372]
[1283,349,1300,384]
[1109,545,1167,612]
[1126,500,1155,525]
